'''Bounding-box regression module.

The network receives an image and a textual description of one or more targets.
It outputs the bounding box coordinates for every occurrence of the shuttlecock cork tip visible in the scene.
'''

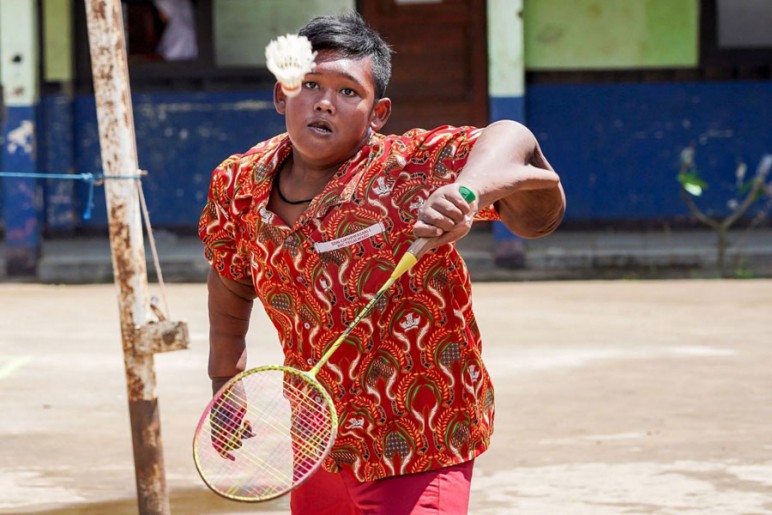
[265,34,317,98]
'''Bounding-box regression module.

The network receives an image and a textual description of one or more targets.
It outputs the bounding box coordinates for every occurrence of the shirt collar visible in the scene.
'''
[248,132,381,226]
[290,133,380,223]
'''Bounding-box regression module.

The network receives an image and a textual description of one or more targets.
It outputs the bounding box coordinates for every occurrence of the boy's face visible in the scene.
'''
[274,49,391,169]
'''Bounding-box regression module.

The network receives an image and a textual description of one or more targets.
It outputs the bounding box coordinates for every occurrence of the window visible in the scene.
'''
[701,0,772,68]
[73,0,272,93]
[123,0,201,63]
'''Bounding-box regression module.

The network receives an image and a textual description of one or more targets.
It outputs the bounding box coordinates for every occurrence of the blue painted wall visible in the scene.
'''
[526,80,772,221]
[71,89,284,229]
[489,95,526,253]
[23,80,772,231]
[2,106,42,273]
[40,95,76,232]
[490,96,525,126]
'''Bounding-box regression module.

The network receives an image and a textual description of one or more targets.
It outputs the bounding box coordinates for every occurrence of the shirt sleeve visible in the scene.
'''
[198,154,253,282]
[417,125,500,221]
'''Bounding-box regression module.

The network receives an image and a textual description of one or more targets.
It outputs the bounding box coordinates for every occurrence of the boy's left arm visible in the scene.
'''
[414,120,565,246]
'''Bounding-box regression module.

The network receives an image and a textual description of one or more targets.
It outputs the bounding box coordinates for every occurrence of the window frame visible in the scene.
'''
[72,0,274,94]
[700,0,772,67]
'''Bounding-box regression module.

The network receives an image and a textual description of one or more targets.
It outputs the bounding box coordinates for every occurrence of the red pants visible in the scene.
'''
[290,460,475,515]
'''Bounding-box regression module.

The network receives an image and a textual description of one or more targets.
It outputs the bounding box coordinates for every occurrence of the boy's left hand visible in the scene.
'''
[412,184,478,249]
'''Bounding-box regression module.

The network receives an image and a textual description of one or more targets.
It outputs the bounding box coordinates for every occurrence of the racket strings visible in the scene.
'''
[211,385,331,462]
[207,412,330,477]
[194,368,336,501]
[208,402,327,494]
[212,383,332,452]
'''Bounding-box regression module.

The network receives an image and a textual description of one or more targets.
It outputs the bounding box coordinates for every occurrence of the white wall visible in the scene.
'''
[487,0,524,98]
[0,0,39,106]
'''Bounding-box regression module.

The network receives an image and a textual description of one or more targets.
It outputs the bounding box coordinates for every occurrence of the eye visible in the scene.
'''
[340,87,358,98]
[303,81,319,90]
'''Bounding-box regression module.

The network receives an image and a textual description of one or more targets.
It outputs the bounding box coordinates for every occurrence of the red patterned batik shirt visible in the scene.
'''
[199,126,499,482]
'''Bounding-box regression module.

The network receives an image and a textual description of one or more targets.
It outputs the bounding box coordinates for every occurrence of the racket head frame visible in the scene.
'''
[192,364,339,502]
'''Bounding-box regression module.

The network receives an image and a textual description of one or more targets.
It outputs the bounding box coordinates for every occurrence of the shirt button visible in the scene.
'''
[304,322,311,329]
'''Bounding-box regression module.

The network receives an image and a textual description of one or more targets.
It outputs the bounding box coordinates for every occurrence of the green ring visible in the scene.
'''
[459,185,476,203]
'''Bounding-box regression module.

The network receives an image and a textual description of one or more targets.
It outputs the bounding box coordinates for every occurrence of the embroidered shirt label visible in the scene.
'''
[314,222,385,253]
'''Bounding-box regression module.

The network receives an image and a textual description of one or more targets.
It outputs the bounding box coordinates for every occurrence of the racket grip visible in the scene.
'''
[406,237,433,259]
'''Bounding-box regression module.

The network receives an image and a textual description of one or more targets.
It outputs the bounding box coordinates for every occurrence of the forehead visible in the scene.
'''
[309,49,375,87]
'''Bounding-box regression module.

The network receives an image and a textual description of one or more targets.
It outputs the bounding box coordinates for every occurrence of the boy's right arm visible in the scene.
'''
[207,268,257,395]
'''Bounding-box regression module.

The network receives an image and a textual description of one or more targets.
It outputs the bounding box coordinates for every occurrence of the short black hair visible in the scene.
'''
[299,11,393,100]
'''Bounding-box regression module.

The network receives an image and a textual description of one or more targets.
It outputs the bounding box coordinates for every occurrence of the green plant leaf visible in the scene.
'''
[684,183,703,196]
[677,171,708,197]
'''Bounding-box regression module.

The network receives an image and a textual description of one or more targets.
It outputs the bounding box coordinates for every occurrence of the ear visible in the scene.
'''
[273,82,287,115]
[369,97,392,132]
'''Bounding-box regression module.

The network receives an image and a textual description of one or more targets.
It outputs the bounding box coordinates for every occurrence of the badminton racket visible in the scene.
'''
[193,186,477,502]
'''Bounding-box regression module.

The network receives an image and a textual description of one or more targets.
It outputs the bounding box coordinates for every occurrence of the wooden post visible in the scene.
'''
[83,1,173,513]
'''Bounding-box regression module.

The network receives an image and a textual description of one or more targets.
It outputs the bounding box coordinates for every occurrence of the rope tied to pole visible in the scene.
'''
[0,170,147,220]
[0,169,170,319]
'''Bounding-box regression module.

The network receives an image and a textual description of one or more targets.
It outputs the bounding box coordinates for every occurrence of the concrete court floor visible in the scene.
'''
[0,279,770,514]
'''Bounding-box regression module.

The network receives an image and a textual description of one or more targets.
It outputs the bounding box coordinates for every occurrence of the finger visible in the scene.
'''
[413,220,444,239]
[220,450,236,461]
[445,190,477,214]
[241,421,255,439]
[419,207,458,232]
[414,213,473,242]
[431,197,466,222]
[212,435,238,460]
[420,223,470,251]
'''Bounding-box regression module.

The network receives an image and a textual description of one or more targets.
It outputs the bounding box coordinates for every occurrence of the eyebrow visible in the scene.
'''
[306,70,366,90]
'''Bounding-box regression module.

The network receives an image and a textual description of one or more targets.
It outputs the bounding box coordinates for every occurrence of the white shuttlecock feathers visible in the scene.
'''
[265,34,317,97]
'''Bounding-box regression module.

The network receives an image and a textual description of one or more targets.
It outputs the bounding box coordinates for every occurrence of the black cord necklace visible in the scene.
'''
[275,165,314,205]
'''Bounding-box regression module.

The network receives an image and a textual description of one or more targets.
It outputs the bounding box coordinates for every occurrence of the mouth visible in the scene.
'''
[308,120,333,135]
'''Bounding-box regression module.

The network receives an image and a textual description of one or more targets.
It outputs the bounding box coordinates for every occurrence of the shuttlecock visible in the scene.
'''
[265,34,317,97]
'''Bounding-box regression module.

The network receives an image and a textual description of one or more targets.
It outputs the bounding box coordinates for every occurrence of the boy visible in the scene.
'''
[199,11,565,514]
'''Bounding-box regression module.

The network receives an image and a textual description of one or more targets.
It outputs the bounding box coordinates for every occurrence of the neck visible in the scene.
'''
[275,157,337,205]
[276,166,313,205]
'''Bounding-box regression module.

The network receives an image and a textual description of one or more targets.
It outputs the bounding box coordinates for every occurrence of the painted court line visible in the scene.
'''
[0,356,32,380]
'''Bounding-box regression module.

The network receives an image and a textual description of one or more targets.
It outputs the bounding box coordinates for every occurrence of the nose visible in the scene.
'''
[314,93,335,115]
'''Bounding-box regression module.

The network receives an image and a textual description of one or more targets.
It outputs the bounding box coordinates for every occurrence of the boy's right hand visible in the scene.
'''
[412,184,479,251]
